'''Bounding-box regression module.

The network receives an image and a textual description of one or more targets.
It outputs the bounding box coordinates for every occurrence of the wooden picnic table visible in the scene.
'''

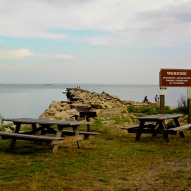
[121,114,191,142]
[1,118,91,154]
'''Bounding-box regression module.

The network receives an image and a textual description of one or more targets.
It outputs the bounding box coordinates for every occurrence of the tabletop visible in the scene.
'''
[3,118,91,126]
[135,114,182,121]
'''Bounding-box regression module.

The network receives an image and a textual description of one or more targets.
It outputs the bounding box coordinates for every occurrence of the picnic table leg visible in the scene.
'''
[152,123,158,137]
[52,126,62,154]
[135,121,145,141]
[163,133,170,143]
[10,123,21,149]
[173,117,185,138]
[86,116,90,132]
[174,117,180,127]
[31,124,42,145]
[40,125,57,135]
[157,121,171,142]
[84,116,90,140]
[179,131,185,138]
[32,124,37,134]
[72,125,81,148]
[135,133,142,141]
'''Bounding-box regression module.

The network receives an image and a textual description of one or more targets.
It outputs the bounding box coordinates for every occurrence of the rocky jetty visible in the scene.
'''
[39,88,159,121]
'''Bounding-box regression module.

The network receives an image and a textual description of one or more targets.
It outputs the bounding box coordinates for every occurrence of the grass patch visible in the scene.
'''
[127,105,160,115]
[127,105,188,115]
[0,116,191,190]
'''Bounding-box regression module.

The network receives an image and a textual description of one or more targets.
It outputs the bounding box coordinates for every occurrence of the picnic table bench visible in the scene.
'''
[121,123,155,130]
[0,132,64,148]
[166,124,191,136]
[61,130,101,139]
[41,129,101,140]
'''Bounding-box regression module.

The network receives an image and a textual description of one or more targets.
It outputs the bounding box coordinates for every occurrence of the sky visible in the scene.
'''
[0,0,191,84]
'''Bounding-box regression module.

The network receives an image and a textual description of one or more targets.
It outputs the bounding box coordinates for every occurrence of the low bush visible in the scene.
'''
[127,106,160,115]
[177,95,188,114]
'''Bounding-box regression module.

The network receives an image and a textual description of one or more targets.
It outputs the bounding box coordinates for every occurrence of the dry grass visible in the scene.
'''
[0,122,191,191]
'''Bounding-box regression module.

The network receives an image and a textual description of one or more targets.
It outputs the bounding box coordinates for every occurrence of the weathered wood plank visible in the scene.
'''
[167,124,191,132]
[3,118,91,126]
[121,125,139,130]
[135,114,182,121]
[79,131,100,135]
[62,130,100,141]
[121,123,155,130]
[0,132,65,153]
[42,129,101,136]
[0,132,64,141]
[128,128,166,134]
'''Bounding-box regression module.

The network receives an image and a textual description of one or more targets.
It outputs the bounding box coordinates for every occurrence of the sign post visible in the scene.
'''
[188,87,191,123]
[159,87,167,114]
[160,69,191,120]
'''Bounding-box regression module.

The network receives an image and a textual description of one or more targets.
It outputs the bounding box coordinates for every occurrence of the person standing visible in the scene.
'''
[155,95,159,102]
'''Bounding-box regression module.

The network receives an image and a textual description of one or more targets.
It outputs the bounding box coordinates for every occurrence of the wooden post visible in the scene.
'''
[188,88,191,124]
[188,99,191,124]
[160,95,165,114]
[160,87,166,114]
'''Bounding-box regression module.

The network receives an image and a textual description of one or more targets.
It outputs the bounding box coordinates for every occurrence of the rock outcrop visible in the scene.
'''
[39,88,132,120]
[39,87,163,122]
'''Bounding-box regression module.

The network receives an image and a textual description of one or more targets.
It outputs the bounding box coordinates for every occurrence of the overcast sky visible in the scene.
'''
[0,0,191,84]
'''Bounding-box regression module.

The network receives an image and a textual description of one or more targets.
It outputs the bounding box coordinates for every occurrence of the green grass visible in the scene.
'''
[127,105,188,115]
[127,105,160,115]
[0,121,191,191]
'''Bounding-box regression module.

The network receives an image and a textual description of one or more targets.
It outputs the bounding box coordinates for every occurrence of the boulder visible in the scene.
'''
[65,109,79,118]
[54,111,70,120]
[98,108,124,118]
[60,102,71,110]
[50,101,61,109]
[45,108,57,116]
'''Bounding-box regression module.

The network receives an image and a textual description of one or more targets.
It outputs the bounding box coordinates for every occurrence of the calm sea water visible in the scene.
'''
[0,84,187,118]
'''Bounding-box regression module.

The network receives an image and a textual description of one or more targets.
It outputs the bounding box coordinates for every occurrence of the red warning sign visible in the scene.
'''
[160,69,191,87]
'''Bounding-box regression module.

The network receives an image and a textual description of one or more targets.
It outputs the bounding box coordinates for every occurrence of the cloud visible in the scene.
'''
[55,54,76,59]
[36,53,76,59]
[1,0,191,47]
[84,35,137,47]
[0,49,76,60]
[131,2,191,45]
[1,0,191,85]
[0,49,34,59]
[36,0,94,6]
[0,31,69,40]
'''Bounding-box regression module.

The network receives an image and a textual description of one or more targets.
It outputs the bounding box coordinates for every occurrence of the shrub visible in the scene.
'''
[127,106,160,115]
[167,120,176,127]
[177,95,188,114]
[127,106,134,113]
[0,114,4,131]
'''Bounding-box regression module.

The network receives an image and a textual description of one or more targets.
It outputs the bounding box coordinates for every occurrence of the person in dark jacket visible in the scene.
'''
[143,96,148,102]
